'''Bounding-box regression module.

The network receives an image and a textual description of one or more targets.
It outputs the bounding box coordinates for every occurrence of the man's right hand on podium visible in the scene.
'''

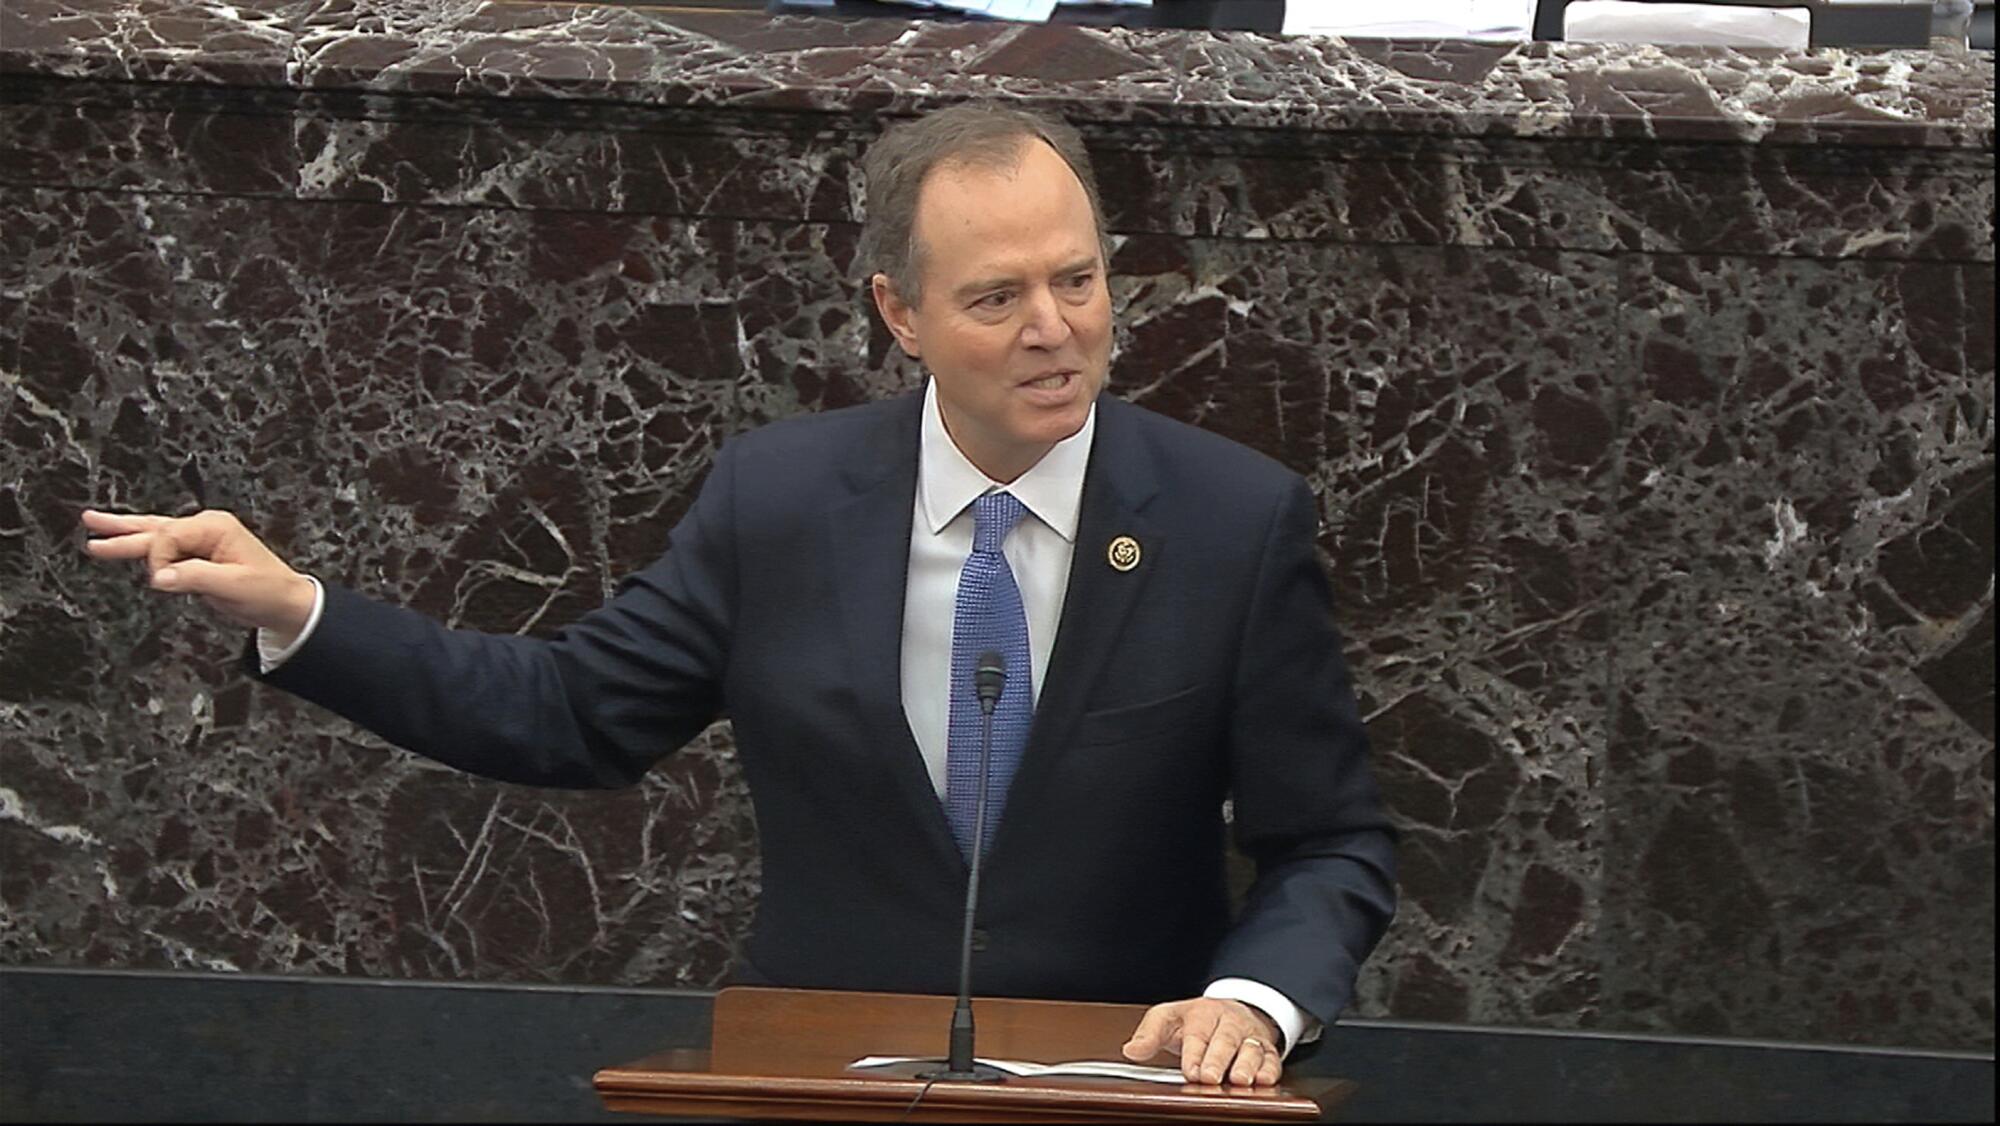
[81,508,316,649]
[1123,997,1284,1087]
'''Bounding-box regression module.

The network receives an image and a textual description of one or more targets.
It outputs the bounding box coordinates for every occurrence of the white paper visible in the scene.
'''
[864,0,1145,16]
[850,1054,1189,1084]
[980,0,1062,18]
[1563,1,1812,47]
[1282,0,1535,39]
[874,0,1062,19]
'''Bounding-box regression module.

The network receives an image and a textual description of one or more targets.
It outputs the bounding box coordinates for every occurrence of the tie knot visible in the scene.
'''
[971,492,1027,554]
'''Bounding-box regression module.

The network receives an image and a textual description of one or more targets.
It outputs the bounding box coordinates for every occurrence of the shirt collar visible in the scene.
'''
[917,378,1095,542]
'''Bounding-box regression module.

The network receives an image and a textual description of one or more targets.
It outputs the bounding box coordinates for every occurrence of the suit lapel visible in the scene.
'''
[826,391,968,872]
[1004,397,1163,827]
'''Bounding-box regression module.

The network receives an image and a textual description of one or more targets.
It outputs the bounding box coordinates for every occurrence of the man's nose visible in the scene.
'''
[1019,285,1073,349]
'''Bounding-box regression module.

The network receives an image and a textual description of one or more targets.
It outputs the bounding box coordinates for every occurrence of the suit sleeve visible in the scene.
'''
[252,442,741,790]
[1206,475,1398,1029]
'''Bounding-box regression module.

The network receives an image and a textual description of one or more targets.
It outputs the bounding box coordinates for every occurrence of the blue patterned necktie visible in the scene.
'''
[945,491,1034,863]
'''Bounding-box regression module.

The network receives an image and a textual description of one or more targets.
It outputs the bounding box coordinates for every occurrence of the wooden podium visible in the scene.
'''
[594,986,1352,1122]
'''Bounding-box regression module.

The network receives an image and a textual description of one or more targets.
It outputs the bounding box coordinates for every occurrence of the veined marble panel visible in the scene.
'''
[3,188,776,984]
[1599,253,1995,1044]
[3,2,1990,147]
[4,83,1991,263]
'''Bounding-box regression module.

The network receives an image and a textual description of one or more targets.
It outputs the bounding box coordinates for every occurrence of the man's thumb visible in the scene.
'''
[153,557,228,595]
[1123,1007,1179,1060]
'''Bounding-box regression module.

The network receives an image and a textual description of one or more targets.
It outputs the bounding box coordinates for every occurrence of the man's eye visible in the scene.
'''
[975,292,1013,309]
[1064,273,1095,289]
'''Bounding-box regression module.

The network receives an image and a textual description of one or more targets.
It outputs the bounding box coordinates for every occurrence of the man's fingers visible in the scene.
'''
[1196,1023,1244,1085]
[1122,1004,1183,1061]
[84,531,155,560]
[86,525,222,591]
[1127,999,1285,1086]
[151,557,231,595]
[81,510,173,561]
[79,511,224,573]
[80,509,169,535]
[1179,1023,1208,1082]
[81,507,303,633]
[1227,1037,1265,1087]
[144,514,234,576]
[146,524,187,576]
[1178,1005,1228,1083]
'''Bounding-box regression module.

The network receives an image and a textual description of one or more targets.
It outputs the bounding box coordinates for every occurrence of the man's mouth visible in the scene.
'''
[1025,371,1076,391]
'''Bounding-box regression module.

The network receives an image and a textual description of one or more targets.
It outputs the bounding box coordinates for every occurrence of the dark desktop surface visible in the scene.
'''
[2,967,1992,1122]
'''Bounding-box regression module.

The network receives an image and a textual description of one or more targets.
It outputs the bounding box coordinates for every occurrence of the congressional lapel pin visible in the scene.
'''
[1107,535,1142,573]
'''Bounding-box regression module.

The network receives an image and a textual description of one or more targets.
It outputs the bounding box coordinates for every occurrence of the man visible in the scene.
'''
[82,102,1396,1088]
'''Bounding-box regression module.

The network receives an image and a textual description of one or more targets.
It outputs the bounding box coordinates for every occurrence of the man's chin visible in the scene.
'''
[1028,402,1093,447]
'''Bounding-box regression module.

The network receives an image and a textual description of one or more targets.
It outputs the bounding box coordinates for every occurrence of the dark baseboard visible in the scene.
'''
[1,966,1990,1122]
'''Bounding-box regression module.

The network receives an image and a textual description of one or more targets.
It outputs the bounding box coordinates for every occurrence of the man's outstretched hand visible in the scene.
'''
[1122,997,1283,1087]
[81,509,314,646]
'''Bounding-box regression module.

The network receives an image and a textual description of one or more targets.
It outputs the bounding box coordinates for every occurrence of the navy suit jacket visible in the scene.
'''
[263,390,1397,1025]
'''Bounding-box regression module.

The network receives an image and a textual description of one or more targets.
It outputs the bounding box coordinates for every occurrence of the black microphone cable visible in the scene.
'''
[896,1074,943,1121]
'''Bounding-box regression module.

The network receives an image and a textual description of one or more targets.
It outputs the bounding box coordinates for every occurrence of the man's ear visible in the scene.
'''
[870,273,922,360]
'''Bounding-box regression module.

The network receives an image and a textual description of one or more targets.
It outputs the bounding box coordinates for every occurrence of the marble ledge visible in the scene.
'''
[0,0,1991,150]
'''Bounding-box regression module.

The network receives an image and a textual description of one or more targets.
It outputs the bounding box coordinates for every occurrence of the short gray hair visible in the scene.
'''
[858,102,1111,308]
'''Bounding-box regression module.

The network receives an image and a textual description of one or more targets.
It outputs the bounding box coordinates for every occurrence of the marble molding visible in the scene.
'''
[1,0,1993,1052]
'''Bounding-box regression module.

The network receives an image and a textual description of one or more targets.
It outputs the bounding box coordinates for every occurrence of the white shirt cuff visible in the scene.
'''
[1203,978,1320,1058]
[255,576,325,674]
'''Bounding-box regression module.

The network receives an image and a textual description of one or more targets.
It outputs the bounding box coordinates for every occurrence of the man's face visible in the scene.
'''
[873,138,1113,483]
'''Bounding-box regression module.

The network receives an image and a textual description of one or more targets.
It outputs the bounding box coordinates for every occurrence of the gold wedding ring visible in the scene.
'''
[1242,1037,1262,1049]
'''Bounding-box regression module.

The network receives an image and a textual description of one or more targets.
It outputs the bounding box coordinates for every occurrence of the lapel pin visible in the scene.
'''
[1107,535,1141,572]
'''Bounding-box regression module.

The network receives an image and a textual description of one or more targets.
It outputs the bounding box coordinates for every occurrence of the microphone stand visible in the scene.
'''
[918,653,1008,1083]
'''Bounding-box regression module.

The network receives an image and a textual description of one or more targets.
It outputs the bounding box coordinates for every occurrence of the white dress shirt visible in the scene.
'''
[898,378,1090,797]
[262,381,1313,1053]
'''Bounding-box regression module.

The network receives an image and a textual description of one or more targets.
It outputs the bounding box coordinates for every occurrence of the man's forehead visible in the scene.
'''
[918,137,1076,203]
[924,227,1099,294]
[899,136,1101,300]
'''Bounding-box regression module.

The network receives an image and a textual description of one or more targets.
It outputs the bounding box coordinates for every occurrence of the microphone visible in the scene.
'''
[975,653,1005,713]
[919,650,1009,1083]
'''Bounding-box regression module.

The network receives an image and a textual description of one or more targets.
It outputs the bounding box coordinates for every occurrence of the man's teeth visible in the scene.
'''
[1030,373,1069,389]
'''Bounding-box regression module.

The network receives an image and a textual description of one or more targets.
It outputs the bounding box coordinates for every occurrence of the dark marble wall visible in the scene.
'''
[1,0,1992,1051]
